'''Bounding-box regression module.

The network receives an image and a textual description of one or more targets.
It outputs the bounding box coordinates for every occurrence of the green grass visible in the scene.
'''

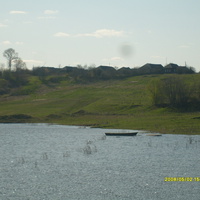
[0,74,200,134]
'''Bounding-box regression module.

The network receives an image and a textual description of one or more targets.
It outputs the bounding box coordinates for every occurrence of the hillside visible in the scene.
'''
[0,73,200,134]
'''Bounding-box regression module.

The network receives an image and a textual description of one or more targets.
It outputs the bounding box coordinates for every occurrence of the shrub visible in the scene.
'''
[148,76,197,110]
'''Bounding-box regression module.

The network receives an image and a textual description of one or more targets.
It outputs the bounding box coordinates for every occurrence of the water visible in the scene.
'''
[0,124,200,200]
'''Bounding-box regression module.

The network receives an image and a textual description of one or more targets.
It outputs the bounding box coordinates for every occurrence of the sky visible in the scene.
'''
[0,0,200,71]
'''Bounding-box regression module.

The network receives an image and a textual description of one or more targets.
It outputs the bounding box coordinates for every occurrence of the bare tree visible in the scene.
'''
[14,58,26,71]
[3,48,18,70]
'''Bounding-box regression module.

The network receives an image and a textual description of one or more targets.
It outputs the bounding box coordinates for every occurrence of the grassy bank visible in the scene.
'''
[0,74,200,134]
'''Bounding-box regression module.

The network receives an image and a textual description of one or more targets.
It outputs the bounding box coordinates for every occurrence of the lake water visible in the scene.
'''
[0,124,200,200]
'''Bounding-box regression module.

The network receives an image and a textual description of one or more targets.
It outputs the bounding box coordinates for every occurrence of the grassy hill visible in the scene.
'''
[0,73,200,134]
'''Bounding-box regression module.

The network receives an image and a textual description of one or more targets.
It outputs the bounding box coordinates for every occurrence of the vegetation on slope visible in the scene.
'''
[0,72,200,135]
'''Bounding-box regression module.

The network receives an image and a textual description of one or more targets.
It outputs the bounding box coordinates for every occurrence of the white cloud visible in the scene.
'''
[38,10,58,20]
[9,11,27,14]
[94,29,125,37]
[54,29,125,38]
[54,32,70,37]
[77,29,125,38]
[44,10,59,15]
[0,23,7,28]
[2,40,12,45]
[1,41,24,45]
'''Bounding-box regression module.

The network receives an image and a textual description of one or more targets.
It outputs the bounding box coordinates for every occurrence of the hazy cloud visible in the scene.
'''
[54,29,125,38]
[0,23,7,28]
[24,59,43,64]
[15,41,24,45]
[102,56,124,62]
[38,10,58,20]
[1,41,24,45]
[38,16,56,20]
[179,45,190,48]
[44,10,59,15]
[23,21,33,24]
[2,40,12,45]
[147,30,153,34]
[111,57,124,61]
[150,55,164,59]
[54,32,70,37]
[77,29,125,38]
[9,11,27,14]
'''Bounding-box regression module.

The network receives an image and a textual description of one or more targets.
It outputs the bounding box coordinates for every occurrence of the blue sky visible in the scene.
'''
[0,0,200,71]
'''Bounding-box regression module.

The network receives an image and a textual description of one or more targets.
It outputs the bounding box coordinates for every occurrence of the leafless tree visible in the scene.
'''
[3,48,18,70]
[14,58,27,71]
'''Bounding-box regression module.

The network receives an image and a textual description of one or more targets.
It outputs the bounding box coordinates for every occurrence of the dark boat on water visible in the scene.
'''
[105,132,138,136]
[146,134,162,136]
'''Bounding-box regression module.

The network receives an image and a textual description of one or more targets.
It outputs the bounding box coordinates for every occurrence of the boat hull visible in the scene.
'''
[146,134,162,136]
[105,132,138,136]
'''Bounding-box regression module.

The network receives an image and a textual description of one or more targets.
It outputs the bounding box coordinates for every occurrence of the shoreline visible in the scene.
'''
[0,114,199,135]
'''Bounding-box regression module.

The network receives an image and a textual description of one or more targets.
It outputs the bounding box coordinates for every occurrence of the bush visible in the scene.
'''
[148,79,165,105]
[162,77,190,107]
[0,79,10,94]
[0,114,32,123]
[148,76,197,110]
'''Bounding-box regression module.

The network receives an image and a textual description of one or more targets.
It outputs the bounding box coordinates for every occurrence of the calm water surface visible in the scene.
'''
[0,124,200,200]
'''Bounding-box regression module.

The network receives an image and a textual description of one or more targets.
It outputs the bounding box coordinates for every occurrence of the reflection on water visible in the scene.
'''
[0,124,200,200]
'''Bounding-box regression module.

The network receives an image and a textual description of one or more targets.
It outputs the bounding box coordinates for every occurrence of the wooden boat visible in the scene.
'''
[105,132,138,136]
[146,134,162,136]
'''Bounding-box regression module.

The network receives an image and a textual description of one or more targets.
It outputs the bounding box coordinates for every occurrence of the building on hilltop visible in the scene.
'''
[117,67,133,77]
[97,65,116,71]
[164,63,179,73]
[164,63,195,74]
[138,63,164,74]
[92,65,117,80]
[176,66,195,74]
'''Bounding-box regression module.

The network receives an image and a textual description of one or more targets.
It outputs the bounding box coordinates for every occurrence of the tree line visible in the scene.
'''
[0,48,198,103]
[1,48,196,82]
